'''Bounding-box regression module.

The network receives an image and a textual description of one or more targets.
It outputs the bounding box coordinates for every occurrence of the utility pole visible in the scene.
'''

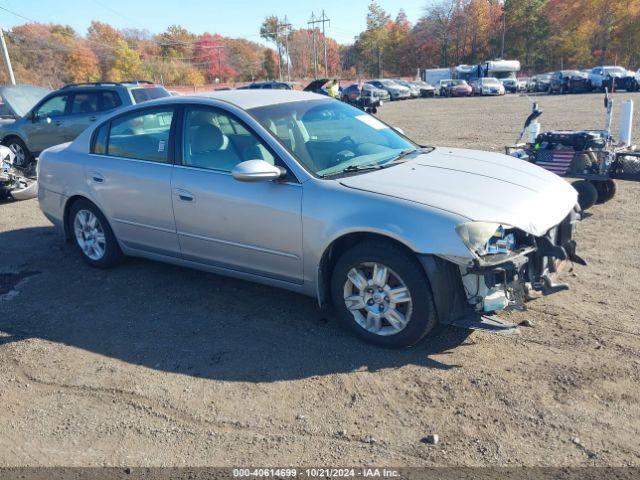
[500,7,506,59]
[210,45,225,83]
[320,10,330,77]
[0,28,16,85]
[280,17,292,82]
[267,19,291,82]
[309,11,330,78]
[308,12,318,79]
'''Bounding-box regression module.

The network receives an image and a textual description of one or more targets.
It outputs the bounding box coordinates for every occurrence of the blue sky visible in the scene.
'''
[1,0,429,45]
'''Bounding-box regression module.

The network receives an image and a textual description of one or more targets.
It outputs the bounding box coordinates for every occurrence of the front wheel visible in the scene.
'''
[330,241,438,348]
[3,137,32,168]
[68,199,123,268]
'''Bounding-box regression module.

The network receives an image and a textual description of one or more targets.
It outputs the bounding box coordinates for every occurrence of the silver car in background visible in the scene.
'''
[38,91,583,348]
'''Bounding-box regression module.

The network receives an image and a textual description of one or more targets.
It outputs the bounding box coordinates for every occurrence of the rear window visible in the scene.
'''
[130,87,170,104]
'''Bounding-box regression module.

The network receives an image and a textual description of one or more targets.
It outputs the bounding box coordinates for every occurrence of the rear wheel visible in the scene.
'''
[68,199,123,268]
[330,241,438,348]
[572,180,598,210]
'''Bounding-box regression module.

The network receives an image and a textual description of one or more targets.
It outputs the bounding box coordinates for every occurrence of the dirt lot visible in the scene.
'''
[1,92,639,467]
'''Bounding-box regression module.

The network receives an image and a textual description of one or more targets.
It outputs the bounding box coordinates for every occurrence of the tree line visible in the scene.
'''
[1,0,639,88]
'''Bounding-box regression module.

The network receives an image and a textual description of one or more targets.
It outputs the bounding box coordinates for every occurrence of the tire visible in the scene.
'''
[594,179,617,204]
[3,136,32,168]
[572,180,598,211]
[68,199,123,268]
[330,240,438,348]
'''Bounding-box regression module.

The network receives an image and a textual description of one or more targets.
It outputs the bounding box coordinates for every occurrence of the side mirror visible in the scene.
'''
[231,159,285,182]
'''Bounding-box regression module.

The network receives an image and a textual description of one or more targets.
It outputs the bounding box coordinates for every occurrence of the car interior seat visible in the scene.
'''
[189,124,241,171]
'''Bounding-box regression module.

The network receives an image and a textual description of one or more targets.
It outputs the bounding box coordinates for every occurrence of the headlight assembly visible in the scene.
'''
[455,222,516,256]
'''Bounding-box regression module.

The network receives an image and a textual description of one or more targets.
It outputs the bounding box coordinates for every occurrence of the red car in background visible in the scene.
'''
[440,79,473,97]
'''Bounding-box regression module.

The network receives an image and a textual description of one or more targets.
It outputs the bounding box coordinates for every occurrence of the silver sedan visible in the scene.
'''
[38,90,582,348]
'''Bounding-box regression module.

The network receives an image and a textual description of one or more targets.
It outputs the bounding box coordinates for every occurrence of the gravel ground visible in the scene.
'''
[1,92,639,467]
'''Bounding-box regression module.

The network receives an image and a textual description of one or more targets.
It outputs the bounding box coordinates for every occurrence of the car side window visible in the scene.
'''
[100,91,122,111]
[70,92,99,114]
[92,122,109,154]
[182,107,275,172]
[35,94,69,119]
[107,108,174,163]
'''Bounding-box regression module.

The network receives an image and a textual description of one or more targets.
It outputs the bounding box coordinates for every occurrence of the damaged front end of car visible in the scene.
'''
[421,207,585,332]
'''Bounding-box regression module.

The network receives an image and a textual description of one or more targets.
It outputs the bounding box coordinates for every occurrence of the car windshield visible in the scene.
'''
[0,84,50,118]
[483,78,500,85]
[604,67,626,75]
[452,80,467,86]
[130,87,171,103]
[250,100,419,177]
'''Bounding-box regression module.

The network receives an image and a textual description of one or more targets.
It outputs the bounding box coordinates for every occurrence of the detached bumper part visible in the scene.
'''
[11,180,38,201]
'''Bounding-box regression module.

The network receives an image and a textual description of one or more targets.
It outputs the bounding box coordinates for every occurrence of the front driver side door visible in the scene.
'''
[23,93,70,153]
[171,105,303,284]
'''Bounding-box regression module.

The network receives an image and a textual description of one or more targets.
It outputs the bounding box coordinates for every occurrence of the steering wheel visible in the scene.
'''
[332,136,357,165]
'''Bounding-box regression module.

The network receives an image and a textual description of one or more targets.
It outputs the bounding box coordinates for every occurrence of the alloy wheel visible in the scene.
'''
[343,262,413,336]
[8,143,26,166]
[73,209,106,260]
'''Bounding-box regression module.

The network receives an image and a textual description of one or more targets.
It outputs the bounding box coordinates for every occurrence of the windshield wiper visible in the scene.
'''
[341,163,384,173]
[383,146,433,165]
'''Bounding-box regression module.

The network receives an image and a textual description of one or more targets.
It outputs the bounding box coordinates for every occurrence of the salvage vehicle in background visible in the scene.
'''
[501,77,526,93]
[588,66,636,92]
[472,77,505,96]
[0,84,50,165]
[38,90,583,347]
[0,80,170,168]
[412,80,436,97]
[528,73,551,93]
[340,83,387,113]
[507,92,640,211]
[393,80,420,98]
[237,81,294,90]
[366,79,411,101]
[440,80,473,97]
[548,70,591,94]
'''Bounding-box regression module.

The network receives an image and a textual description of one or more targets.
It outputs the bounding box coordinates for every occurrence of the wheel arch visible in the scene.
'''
[1,133,29,149]
[316,230,471,327]
[316,231,420,308]
[62,195,112,241]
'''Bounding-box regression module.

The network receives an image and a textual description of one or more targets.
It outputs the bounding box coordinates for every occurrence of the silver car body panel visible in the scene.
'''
[38,92,578,302]
[339,147,577,237]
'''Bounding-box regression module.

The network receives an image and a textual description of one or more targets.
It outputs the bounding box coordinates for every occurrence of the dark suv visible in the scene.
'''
[0,80,170,166]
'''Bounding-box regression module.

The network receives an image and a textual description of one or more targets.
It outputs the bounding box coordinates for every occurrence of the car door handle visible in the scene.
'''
[54,120,62,126]
[89,171,104,183]
[174,189,194,202]
[89,116,97,122]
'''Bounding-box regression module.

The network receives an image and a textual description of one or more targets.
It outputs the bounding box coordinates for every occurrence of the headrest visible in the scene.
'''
[192,124,224,153]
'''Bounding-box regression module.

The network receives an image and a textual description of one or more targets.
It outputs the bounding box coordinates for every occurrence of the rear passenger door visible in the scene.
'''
[171,105,303,283]
[85,106,180,257]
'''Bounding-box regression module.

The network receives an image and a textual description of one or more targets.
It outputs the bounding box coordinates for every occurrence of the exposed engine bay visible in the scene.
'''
[457,208,584,315]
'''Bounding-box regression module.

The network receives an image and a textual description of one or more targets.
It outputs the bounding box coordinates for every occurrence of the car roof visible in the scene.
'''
[186,89,328,110]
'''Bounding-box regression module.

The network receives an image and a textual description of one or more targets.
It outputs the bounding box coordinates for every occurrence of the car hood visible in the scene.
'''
[339,147,578,237]
[0,84,50,118]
